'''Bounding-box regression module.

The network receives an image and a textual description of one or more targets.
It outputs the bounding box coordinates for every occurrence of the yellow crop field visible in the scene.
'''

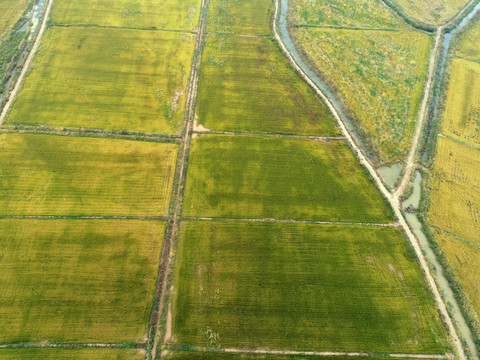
[50,0,201,30]
[207,0,273,35]
[293,28,431,163]
[442,58,480,147]
[0,134,178,216]
[393,0,469,25]
[435,230,480,319]
[0,0,30,35]
[456,18,480,61]
[292,0,407,29]
[0,349,145,359]
[0,219,164,343]
[7,27,195,133]
[429,137,480,246]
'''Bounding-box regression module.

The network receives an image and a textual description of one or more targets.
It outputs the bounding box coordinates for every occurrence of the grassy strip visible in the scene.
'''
[378,0,436,31]
[293,24,402,31]
[0,124,181,143]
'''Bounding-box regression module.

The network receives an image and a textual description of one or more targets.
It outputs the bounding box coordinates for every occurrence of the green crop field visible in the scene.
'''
[171,221,448,353]
[392,0,469,25]
[292,0,407,29]
[163,352,433,360]
[441,58,480,147]
[50,0,201,30]
[456,18,480,61]
[0,349,145,359]
[0,134,178,216]
[207,0,273,35]
[196,34,339,136]
[0,219,164,343]
[292,28,431,163]
[435,230,480,319]
[429,137,480,246]
[0,0,30,35]
[7,27,195,133]
[183,135,393,222]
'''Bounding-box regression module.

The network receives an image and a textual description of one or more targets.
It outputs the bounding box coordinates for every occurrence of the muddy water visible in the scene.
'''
[378,163,403,188]
[403,170,422,209]
[405,213,478,359]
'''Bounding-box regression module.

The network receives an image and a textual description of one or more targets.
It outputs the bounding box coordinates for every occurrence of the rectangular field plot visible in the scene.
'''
[0,134,177,216]
[171,221,448,353]
[435,230,480,319]
[50,0,201,30]
[196,35,339,136]
[183,135,392,222]
[292,0,407,29]
[207,0,273,35]
[7,27,195,133]
[429,137,480,246]
[0,219,164,343]
[442,58,480,147]
[0,349,145,359]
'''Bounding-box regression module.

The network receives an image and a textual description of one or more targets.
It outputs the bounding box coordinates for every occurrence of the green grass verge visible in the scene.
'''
[0,133,178,216]
[196,34,339,136]
[0,219,164,343]
[292,0,408,29]
[50,0,201,30]
[183,135,393,222]
[292,28,431,163]
[207,0,273,35]
[171,221,449,353]
[7,27,195,133]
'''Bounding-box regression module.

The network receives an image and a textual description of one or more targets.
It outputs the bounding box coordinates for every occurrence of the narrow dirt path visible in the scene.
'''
[174,346,447,359]
[193,129,346,141]
[147,1,210,359]
[272,0,466,358]
[0,0,54,125]
[394,27,443,200]
[183,216,399,228]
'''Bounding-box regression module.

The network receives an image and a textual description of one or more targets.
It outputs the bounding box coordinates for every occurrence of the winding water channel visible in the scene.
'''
[277,0,480,358]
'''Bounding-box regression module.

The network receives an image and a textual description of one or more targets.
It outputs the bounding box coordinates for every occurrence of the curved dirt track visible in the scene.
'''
[272,0,465,358]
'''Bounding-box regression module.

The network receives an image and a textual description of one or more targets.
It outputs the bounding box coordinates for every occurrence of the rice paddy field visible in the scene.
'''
[196,34,339,136]
[0,219,164,343]
[429,137,480,246]
[7,27,195,133]
[435,230,480,318]
[292,28,431,163]
[0,349,145,359]
[441,58,480,147]
[207,0,273,35]
[171,221,448,353]
[292,0,407,29]
[50,0,201,30]
[392,0,469,25]
[183,135,393,222]
[0,0,30,35]
[0,134,178,216]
